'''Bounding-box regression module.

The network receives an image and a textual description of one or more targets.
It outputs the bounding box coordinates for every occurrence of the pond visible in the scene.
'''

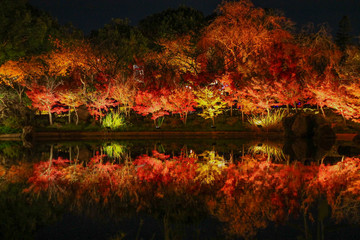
[1,137,360,240]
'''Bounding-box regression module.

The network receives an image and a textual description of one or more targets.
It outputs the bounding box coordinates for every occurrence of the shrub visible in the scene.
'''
[248,109,287,131]
[102,112,127,130]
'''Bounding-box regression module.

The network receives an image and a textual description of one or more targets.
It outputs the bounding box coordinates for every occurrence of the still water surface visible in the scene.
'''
[1,137,360,240]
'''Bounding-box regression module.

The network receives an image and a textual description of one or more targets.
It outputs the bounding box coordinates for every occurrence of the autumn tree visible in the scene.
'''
[57,78,84,125]
[203,0,293,77]
[110,74,137,117]
[0,59,30,104]
[25,40,88,125]
[26,83,63,125]
[243,77,276,115]
[269,43,304,112]
[157,35,201,75]
[85,73,118,122]
[167,87,197,125]
[133,90,172,128]
[194,87,227,127]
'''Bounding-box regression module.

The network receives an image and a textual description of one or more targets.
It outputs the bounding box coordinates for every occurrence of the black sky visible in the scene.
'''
[28,0,360,38]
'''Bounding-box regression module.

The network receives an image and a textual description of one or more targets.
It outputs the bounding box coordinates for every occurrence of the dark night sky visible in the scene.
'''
[28,0,360,38]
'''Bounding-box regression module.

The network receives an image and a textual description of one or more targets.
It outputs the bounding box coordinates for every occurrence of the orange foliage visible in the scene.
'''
[203,0,292,74]
[5,149,360,239]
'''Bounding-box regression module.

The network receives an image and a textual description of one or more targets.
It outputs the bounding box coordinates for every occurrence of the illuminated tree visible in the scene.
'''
[167,87,197,125]
[157,35,201,75]
[203,0,293,76]
[85,73,117,122]
[194,87,227,127]
[269,43,304,112]
[57,86,84,125]
[217,73,237,116]
[0,59,30,104]
[133,90,172,128]
[110,74,137,117]
[244,77,276,115]
[26,83,62,125]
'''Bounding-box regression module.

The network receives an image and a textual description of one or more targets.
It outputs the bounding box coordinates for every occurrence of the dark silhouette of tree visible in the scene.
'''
[89,19,148,77]
[138,6,206,42]
[335,16,353,52]
[0,0,64,64]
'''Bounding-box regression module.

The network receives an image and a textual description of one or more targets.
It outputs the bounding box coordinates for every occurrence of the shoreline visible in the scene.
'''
[0,131,357,141]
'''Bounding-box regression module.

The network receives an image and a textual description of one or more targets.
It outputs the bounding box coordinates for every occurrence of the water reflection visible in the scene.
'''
[1,139,360,239]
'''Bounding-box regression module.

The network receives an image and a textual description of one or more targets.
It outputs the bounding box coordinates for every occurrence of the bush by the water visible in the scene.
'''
[102,112,127,130]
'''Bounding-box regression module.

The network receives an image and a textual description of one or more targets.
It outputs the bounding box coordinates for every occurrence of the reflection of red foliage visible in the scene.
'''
[18,152,360,239]
[25,157,69,193]
[134,150,198,187]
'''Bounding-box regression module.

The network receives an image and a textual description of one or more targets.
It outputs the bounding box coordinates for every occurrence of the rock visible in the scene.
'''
[283,137,330,163]
[282,114,296,137]
[353,134,360,144]
[291,138,311,161]
[314,124,336,150]
[283,113,335,141]
[291,113,312,137]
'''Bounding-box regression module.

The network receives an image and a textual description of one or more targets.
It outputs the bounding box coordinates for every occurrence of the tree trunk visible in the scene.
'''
[98,108,102,124]
[48,108,53,125]
[341,111,347,126]
[74,108,79,125]
[286,104,290,113]
[241,107,244,123]
[68,107,71,124]
[320,105,326,118]
[48,144,54,169]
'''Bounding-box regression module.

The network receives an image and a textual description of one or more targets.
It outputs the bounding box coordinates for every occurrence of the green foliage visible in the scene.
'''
[103,143,126,159]
[1,116,23,130]
[102,112,127,130]
[139,6,206,41]
[90,18,148,76]
[0,85,33,129]
[0,0,63,64]
[248,109,287,131]
[0,183,62,240]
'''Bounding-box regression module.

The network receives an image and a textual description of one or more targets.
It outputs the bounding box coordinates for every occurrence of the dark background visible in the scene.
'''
[28,0,360,37]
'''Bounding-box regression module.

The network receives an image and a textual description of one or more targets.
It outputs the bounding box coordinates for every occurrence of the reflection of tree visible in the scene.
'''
[0,178,61,239]
[1,151,360,239]
[102,142,127,160]
[248,141,289,162]
[195,151,226,185]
